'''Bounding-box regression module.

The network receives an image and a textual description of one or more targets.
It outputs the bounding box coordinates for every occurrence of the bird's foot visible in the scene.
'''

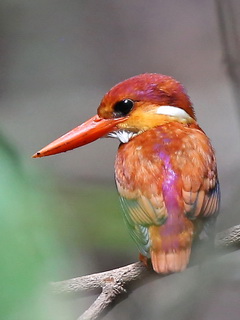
[139,253,151,269]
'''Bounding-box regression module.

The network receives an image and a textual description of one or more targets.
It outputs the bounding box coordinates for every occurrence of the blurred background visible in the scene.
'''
[0,0,240,319]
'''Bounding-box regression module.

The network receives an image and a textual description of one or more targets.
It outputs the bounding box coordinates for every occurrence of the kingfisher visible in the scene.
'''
[33,73,220,274]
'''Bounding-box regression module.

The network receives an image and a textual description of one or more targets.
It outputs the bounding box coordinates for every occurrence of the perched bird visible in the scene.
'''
[33,73,220,274]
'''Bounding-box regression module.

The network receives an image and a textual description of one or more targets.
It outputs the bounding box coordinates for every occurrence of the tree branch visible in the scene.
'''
[51,225,240,320]
[51,261,147,295]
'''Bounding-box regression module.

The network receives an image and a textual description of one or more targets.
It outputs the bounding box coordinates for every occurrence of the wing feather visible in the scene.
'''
[119,194,167,256]
[182,151,220,220]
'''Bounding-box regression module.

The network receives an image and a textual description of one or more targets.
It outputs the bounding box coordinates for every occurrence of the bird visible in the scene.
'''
[33,73,220,274]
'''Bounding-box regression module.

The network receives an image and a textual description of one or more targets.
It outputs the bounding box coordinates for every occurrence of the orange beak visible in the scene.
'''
[32,114,126,158]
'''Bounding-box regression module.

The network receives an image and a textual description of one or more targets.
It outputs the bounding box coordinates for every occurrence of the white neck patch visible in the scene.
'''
[107,130,138,143]
[155,105,193,122]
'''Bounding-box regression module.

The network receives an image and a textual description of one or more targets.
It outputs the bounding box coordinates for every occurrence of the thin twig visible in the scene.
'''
[215,0,240,115]
[78,282,126,320]
[215,224,240,248]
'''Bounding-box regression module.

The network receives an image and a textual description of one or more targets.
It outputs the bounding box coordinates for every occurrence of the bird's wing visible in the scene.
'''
[119,193,167,256]
[180,139,220,220]
[182,179,220,219]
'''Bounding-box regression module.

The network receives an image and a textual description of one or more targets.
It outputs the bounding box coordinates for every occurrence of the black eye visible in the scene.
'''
[113,99,134,117]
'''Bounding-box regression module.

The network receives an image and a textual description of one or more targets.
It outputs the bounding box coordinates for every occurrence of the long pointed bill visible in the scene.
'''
[32,114,126,158]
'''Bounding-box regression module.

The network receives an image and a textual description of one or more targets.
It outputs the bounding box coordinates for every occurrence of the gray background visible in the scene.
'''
[1,1,240,319]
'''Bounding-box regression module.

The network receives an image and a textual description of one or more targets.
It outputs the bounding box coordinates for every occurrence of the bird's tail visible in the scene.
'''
[149,220,194,274]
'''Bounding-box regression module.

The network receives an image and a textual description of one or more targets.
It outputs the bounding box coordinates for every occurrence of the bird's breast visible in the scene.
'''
[114,122,213,219]
[115,124,183,207]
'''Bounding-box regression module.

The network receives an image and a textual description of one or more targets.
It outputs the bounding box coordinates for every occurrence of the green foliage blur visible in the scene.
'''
[0,132,134,319]
[0,132,75,319]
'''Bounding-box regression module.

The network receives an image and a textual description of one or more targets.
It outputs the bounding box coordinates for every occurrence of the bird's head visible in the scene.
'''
[33,73,196,158]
